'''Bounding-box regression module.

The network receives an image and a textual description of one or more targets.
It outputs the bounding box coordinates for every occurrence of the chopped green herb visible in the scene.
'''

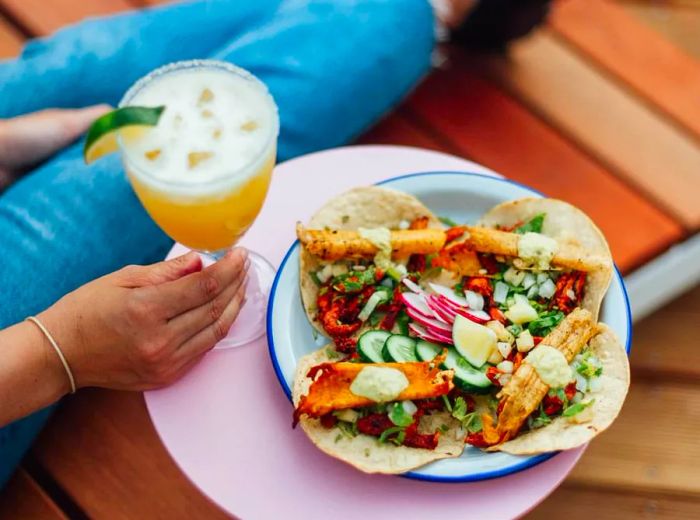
[506,323,523,337]
[453,282,465,297]
[439,216,459,227]
[388,402,414,427]
[563,399,595,417]
[325,347,340,359]
[308,270,322,286]
[530,405,552,429]
[369,311,385,327]
[528,311,565,337]
[438,424,449,433]
[395,310,410,335]
[337,421,359,438]
[451,397,482,433]
[386,267,403,281]
[515,213,546,234]
[378,426,406,445]
[441,395,453,412]
[334,434,343,443]
[364,448,370,457]
[575,350,603,378]
[341,215,350,224]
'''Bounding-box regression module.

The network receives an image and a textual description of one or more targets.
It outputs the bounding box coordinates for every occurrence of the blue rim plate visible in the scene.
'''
[267,171,632,483]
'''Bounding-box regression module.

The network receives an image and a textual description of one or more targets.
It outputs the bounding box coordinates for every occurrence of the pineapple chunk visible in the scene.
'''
[187,151,214,169]
[199,88,214,103]
[241,120,258,132]
[452,315,497,368]
[144,149,161,161]
[505,300,539,324]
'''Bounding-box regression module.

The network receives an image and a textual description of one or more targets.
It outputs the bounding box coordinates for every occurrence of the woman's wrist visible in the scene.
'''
[0,321,71,426]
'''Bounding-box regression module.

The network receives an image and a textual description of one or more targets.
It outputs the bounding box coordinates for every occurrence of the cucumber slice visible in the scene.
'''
[357,330,391,363]
[442,348,493,394]
[416,340,442,362]
[382,335,418,363]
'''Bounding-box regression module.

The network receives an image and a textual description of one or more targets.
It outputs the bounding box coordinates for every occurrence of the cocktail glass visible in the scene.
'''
[118,60,279,348]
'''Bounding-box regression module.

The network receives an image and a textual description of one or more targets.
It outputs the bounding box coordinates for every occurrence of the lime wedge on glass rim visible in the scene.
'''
[83,106,165,164]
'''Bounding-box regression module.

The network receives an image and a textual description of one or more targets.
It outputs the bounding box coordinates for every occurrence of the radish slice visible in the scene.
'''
[402,278,426,295]
[409,323,453,345]
[426,295,456,323]
[405,307,452,335]
[400,292,435,320]
[456,308,491,324]
[429,283,468,307]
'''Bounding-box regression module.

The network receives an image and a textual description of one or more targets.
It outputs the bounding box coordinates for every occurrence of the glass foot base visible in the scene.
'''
[199,250,276,349]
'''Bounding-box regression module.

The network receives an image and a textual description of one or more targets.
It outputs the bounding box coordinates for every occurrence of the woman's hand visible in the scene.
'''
[38,249,249,391]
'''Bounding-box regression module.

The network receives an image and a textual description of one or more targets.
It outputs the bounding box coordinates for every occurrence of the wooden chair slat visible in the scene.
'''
[620,1,700,61]
[630,285,700,380]
[480,31,700,230]
[550,0,700,141]
[0,469,67,519]
[0,0,135,36]
[0,13,23,58]
[406,65,685,273]
[567,379,700,495]
[31,390,229,519]
[527,484,700,520]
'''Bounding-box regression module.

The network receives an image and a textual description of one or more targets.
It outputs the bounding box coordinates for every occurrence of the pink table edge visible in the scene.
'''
[145,145,586,520]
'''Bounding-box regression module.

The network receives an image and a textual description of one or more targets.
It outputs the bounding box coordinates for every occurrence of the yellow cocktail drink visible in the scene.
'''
[119,61,279,254]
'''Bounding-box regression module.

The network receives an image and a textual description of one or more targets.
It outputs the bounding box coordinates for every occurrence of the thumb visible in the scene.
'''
[120,252,203,287]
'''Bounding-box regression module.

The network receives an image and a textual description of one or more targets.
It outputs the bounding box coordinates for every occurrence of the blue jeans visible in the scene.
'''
[0,0,434,487]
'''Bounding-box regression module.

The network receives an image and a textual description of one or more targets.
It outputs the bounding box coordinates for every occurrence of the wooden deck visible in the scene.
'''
[1,0,699,517]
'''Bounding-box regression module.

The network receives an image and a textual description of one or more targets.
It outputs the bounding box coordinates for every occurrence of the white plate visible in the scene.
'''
[267,171,632,482]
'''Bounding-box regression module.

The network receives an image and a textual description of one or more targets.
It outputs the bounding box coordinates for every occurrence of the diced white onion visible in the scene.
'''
[573,391,584,404]
[527,284,539,299]
[331,264,349,276]
[316,265,332,283]
[402,400,418,416]
[516,330,535,352]
[588,377,603,392]
[494,281,509,304]
[497,360,514,374]
[498,374,512,386]
[566,289,576,300]
[488,349,504,364]
[513,293,529,306]
[538,278,556,299]
[504,267,525,286]
[465,290,484,311]
[575,373,588,392]
[537,273,550,284]
[399,219,410,230]
[497,341,513,359]
[522,272,537,289]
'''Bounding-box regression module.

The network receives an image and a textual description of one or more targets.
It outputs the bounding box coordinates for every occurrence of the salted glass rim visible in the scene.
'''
[117,59,279,191]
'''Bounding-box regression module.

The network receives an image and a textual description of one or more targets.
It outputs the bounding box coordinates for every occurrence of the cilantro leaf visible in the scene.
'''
[439,216,459,227]
[378,426,406,444]
[515,213,546,234]
[563,399,595,417]
[388,402,414,427]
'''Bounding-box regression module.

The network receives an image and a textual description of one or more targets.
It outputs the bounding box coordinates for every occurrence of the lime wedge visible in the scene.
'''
[83,106,165,164]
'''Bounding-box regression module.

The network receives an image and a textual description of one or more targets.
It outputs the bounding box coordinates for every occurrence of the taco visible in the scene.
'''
[292,348,465,474]
[297,186,443,352]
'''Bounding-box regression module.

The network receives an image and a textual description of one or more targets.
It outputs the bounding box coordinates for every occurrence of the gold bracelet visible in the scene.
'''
[26,316,77,394]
